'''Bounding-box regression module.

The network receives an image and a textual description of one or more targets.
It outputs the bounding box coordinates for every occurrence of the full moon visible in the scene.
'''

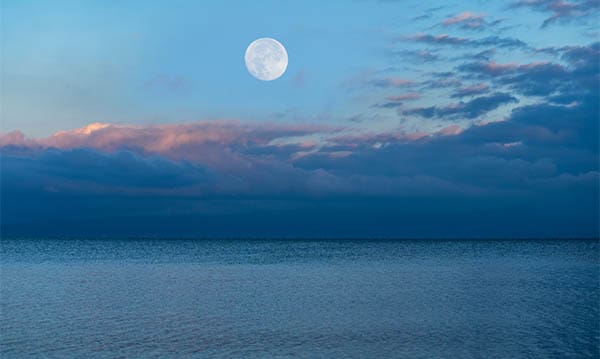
[244,38,288,81]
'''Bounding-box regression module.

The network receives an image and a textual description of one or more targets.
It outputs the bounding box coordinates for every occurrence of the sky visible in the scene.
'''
[1,0,598,238]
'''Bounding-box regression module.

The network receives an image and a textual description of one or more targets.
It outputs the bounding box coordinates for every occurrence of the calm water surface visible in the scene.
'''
[1,238,598,358]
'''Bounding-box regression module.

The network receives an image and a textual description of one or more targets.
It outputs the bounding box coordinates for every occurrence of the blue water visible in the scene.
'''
[1,238,598,358]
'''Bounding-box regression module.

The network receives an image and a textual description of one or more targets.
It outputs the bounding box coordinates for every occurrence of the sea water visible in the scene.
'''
[1,238,598,358]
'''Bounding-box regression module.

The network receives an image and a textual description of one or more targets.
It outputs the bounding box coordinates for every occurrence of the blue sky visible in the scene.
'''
[1,0,598,237]
[3,0,595,135]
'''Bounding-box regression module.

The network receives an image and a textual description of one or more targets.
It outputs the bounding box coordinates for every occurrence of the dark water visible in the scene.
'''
[1,238,598,358]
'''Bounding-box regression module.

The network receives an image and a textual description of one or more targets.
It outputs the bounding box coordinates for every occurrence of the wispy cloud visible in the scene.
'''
[373,93,421,108]
[511,0,600,27]
[368,77,416,88]
[441,12,503,30]
[402,92,518,119]
[459,60,572,96]
[451,83,490,98]
[403,33,527,48]
[388,49,439,62]
[443,12,486,26]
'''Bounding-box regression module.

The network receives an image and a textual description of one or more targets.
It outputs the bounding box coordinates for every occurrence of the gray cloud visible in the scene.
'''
[511,0,600,27]
[404,34,528,48]
[458,42,599,96]
[451,83,491,98]
[402,92,518,119]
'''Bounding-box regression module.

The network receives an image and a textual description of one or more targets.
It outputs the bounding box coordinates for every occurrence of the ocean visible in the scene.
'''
[1,238,598,358]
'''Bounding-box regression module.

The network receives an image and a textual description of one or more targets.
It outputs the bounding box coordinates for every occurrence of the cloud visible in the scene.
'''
[560,41,600,78]
[0,131,38,147]
[404,34,527,48]
[511,0,600,27]
[421,72,463,89]
[441,12,503,30]
[472,48,497,61]
[2,148,213,195]
[387,93,421,101]
[443,12,486,26]
[368,77,416,88]
[451,83,490,98]
[405,33,468,45]
[18,121,335,170]
[373,93,421,108]
[458,61,573,96]
[471,36,527,48]
[402,92,518,119]
[3,98,597,237]
[458,42,599,96]
[388,49,439,62]
[412,14,431,21]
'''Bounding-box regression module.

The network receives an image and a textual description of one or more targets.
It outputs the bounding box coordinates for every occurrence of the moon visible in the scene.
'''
[245,38,288,81]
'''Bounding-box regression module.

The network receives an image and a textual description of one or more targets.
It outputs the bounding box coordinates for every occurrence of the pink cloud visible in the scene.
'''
[481,61,520,73]
[470,61,553,75]
[5,119,471,161]
[1,121,340,173]
[437,125,463,136]
[442,12,486,26]
[0,131,38,147]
